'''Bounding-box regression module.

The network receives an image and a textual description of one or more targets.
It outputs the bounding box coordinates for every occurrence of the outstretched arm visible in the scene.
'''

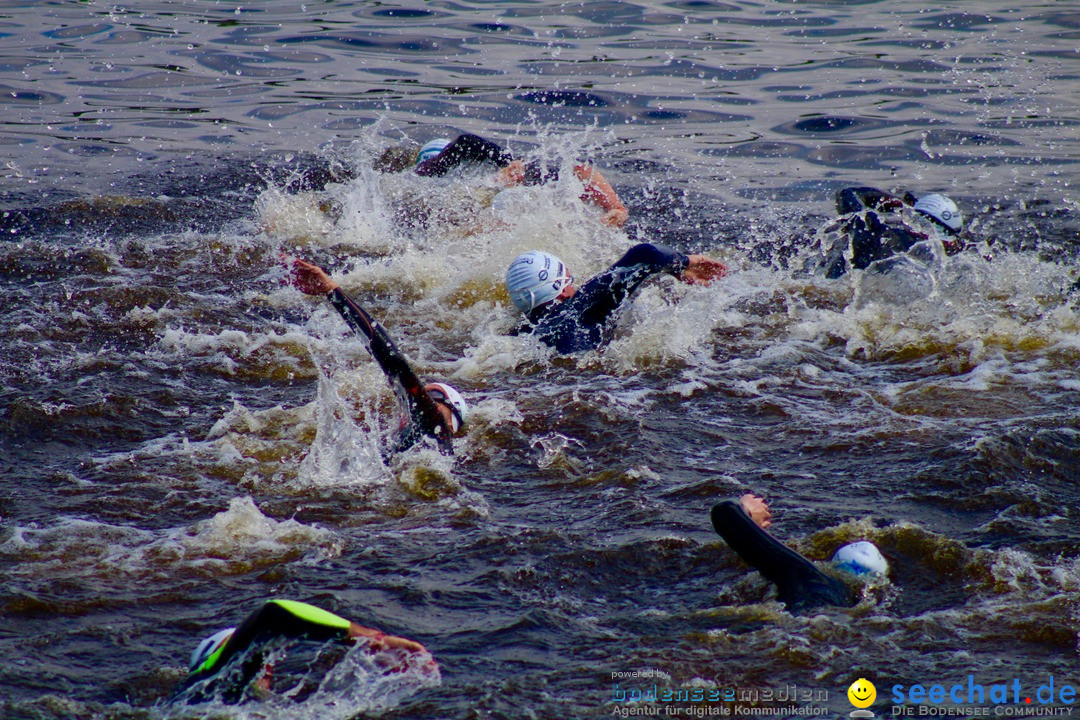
[287,257,453,452]
[416,133,514,177]
[346,623,428,654]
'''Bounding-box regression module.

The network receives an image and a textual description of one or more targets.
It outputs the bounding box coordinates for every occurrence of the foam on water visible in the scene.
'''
[0,497,339,598]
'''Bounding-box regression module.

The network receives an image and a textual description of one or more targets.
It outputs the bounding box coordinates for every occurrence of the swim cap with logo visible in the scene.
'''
[913,193,963,234]
[505,250,573,313]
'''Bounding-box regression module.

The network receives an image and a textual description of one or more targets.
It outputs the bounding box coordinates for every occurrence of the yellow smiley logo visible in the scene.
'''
[848,678,876,709]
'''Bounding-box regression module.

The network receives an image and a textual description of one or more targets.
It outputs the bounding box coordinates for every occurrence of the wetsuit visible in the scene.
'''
[327,288,454,455]
[171,600,361,704]
[414,133,559,185]
[710,500,857,612]
[822,187,956,279]
[520,243,690,354]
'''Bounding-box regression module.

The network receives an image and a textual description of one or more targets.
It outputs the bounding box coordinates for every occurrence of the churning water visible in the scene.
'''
[1,2,1077,719]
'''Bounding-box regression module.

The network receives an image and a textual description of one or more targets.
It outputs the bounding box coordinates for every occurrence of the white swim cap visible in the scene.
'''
[913,193,963,234]
[505,250,573,313]
[426,382,468,434]
[189,627,235,672]
[416,138,451,165]
[831,541,888,577]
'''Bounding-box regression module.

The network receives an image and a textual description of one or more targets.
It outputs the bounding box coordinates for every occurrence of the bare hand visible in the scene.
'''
[680,255,728,286]
[496,159,526,187]
[348,623,427,653]
[739,493,772,530]
[599,207,629,228]
[288,257,339,295]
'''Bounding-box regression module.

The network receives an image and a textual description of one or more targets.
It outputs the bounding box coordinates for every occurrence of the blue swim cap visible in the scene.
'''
[417,138,451,165]
[505,250,573,313]
[831,541,888,577]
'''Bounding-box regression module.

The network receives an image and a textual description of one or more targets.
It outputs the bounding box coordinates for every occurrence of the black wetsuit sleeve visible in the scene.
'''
[710,500,857,612]
[327,288,453,454]
[835,186,899,215]
[529,243,688,354]
[414,133,515,177]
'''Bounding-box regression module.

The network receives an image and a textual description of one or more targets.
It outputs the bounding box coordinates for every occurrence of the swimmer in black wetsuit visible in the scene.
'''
[288,258,467,456]
[413,132,629,228]
[170,599,436,705]
[821,187,967,278]
[504,243,728,354]
[710,495,888,612]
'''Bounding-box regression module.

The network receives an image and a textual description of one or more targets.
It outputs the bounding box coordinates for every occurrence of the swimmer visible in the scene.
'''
[288,257,467,456]
[169,599,435,705]
[821,186,968,278]
[413,132,629,227]
[504,243,728,354]
[710,494,888,612]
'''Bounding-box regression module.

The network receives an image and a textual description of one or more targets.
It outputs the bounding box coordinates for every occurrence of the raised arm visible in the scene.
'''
[710,498,857,611]
[573,164,628,227]
[287,258,453,452]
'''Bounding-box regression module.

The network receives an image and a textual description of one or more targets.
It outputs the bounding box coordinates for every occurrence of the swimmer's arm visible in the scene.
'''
[835,187,903,215]
[346,623,429,655]
[323,289,450,449]
[419,134,514,177]
[288,258,449,449]
[573,164,628,227]
[193,599,352,679]
[233,602,431,662]
[710,499,856,610]
[288,258,420,394]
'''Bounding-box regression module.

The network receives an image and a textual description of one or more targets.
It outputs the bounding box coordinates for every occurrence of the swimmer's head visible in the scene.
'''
[425,382,468,435]
[505,250,574,313]
[831,541,888,577]
[190,627,236,672]
[913,193,963,235]
[416,138,451,165]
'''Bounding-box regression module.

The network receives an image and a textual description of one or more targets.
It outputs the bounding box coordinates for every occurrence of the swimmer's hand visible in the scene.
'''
[739,493,772,530]
[680,255,729,286]
[288,257,340,295]
[347,623,439,674]
[496,160,526,187]
[346,623,427,654]
[599,206,629,228]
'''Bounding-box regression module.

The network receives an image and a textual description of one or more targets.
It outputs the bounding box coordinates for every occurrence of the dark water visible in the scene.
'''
[1,2,1078,719]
